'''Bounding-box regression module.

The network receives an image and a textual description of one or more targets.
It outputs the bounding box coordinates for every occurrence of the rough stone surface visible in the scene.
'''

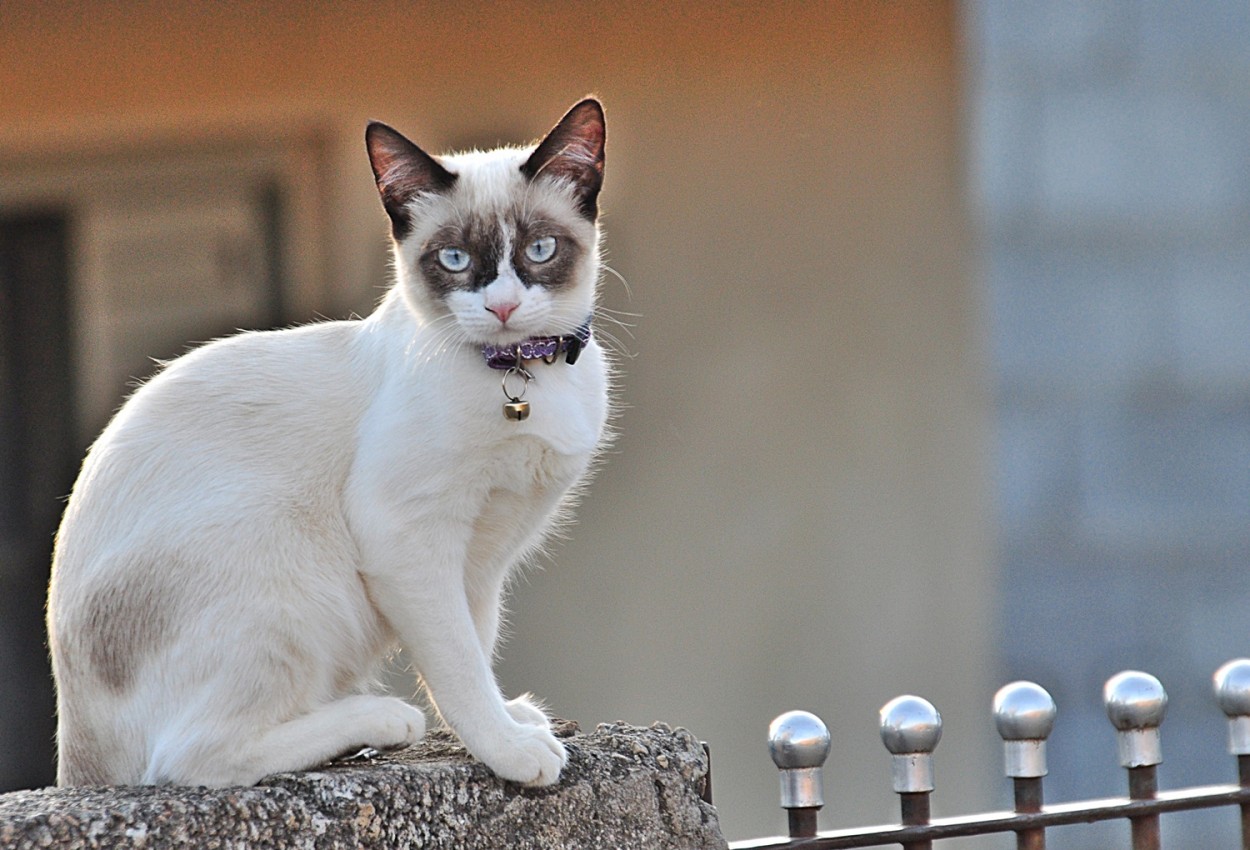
[0,721,727,849]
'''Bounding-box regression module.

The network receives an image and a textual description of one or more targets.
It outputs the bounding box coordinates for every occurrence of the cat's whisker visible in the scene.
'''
[407,313,464,363]
[412,317,470,364]
[593,331,634,360]
[592,304,637,331]
[599,263,633,301]
[593,305,641,323]
[591,319,634,348]
[586,314,634,359]
[518,180,539,221]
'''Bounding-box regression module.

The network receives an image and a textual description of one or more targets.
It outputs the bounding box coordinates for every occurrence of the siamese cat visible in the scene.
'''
[47,99,610,788]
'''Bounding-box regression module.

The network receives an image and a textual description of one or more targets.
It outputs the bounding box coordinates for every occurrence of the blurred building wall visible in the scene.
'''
[0,2,993,838]
[965,2,1250,847]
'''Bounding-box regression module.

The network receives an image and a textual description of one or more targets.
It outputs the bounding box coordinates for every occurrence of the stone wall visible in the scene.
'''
[0,721,726,850]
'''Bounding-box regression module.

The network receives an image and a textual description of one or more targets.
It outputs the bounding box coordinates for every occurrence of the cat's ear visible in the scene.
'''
[365,121,457,238]
[521,98,606,220]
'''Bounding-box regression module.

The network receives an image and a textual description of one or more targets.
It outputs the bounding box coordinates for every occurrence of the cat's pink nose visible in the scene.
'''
[486,302,519,324]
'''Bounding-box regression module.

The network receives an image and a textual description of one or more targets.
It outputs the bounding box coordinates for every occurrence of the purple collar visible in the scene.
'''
[481,320,591,370]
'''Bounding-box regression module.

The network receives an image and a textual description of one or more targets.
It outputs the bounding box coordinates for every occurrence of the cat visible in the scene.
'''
[46,99,610,789]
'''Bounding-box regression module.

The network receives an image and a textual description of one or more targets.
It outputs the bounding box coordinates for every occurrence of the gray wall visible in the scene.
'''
[964,2,1250,847]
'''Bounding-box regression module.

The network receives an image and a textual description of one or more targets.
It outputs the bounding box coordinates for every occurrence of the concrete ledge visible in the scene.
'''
[0,720,727,849]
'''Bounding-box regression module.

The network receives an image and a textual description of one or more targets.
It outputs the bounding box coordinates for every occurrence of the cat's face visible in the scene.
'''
[366,100,605,347]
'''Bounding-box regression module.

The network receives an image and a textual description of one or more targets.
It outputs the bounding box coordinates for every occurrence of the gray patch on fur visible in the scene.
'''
[55,721,112,786]
[81,556,185,693]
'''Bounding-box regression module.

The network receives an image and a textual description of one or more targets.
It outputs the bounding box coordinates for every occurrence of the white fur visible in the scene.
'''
[46,141,609,788]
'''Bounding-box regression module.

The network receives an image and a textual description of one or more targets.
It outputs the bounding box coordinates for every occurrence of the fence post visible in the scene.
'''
[880,695,942,850]
[1213,658,1250,850]
[994,681,1056,850]
[768,710,831,839]
[1105,671,1168,850]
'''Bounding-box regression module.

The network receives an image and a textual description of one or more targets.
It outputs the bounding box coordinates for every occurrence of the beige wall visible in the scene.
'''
[1,1,995,838]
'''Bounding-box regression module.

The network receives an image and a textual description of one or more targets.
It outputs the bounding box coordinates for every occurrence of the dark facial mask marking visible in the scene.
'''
[419,216,582,298]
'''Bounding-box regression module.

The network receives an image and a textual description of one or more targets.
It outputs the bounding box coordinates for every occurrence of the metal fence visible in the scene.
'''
[725,659,1250,850]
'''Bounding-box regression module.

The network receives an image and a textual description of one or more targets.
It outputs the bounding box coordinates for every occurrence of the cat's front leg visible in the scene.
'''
[469,580,550,730]
[468,577,552,731]
[362,564,566,786]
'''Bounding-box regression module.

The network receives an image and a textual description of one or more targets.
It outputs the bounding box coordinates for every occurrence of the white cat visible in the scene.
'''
[46,99,611,789]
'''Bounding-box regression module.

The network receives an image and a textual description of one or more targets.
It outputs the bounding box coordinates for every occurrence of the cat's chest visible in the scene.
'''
[406,344,607,458]
[353,345,605,511]
[470,433,577,498]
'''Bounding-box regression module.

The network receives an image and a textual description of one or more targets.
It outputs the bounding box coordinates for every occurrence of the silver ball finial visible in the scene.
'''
[993,682,1056,778]
[1104,671,1167,768]
[768,711,830,811]
[993,682,1057,741]
[1213,659,1250,755]
[769,711,832,770]
[1104,671,1168,731]
[1214,659,1250,717]
[880,696,943,755]
[880,695,941,793]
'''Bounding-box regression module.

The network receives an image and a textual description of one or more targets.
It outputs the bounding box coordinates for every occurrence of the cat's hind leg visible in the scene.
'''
[146,695,425,786]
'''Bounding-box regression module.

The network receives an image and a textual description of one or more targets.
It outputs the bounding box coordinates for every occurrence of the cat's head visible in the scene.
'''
[366,99,605,347]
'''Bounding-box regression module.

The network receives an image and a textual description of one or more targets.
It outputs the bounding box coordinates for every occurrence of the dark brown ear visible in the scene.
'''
[521,98,606,220]
[365,121,457,239]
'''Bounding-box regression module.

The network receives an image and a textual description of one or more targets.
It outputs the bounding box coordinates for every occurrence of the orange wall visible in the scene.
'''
[0,2,992,839]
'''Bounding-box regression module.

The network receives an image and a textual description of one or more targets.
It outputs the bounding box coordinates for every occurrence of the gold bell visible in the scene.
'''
[503,399,531,421]
[501,359,532,421]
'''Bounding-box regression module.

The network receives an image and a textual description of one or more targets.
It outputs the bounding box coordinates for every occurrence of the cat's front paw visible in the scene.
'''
[482,723,567,787]
[505,693,551,729]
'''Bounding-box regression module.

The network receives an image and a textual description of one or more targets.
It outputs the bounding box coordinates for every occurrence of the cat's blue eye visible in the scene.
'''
[437,247,471,272]
[525,235,557,264]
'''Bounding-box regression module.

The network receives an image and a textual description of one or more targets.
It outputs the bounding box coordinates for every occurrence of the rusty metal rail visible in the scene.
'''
[727,659,1250,850]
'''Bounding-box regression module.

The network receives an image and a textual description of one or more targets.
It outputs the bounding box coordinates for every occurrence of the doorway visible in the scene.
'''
[0,211,75,790]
